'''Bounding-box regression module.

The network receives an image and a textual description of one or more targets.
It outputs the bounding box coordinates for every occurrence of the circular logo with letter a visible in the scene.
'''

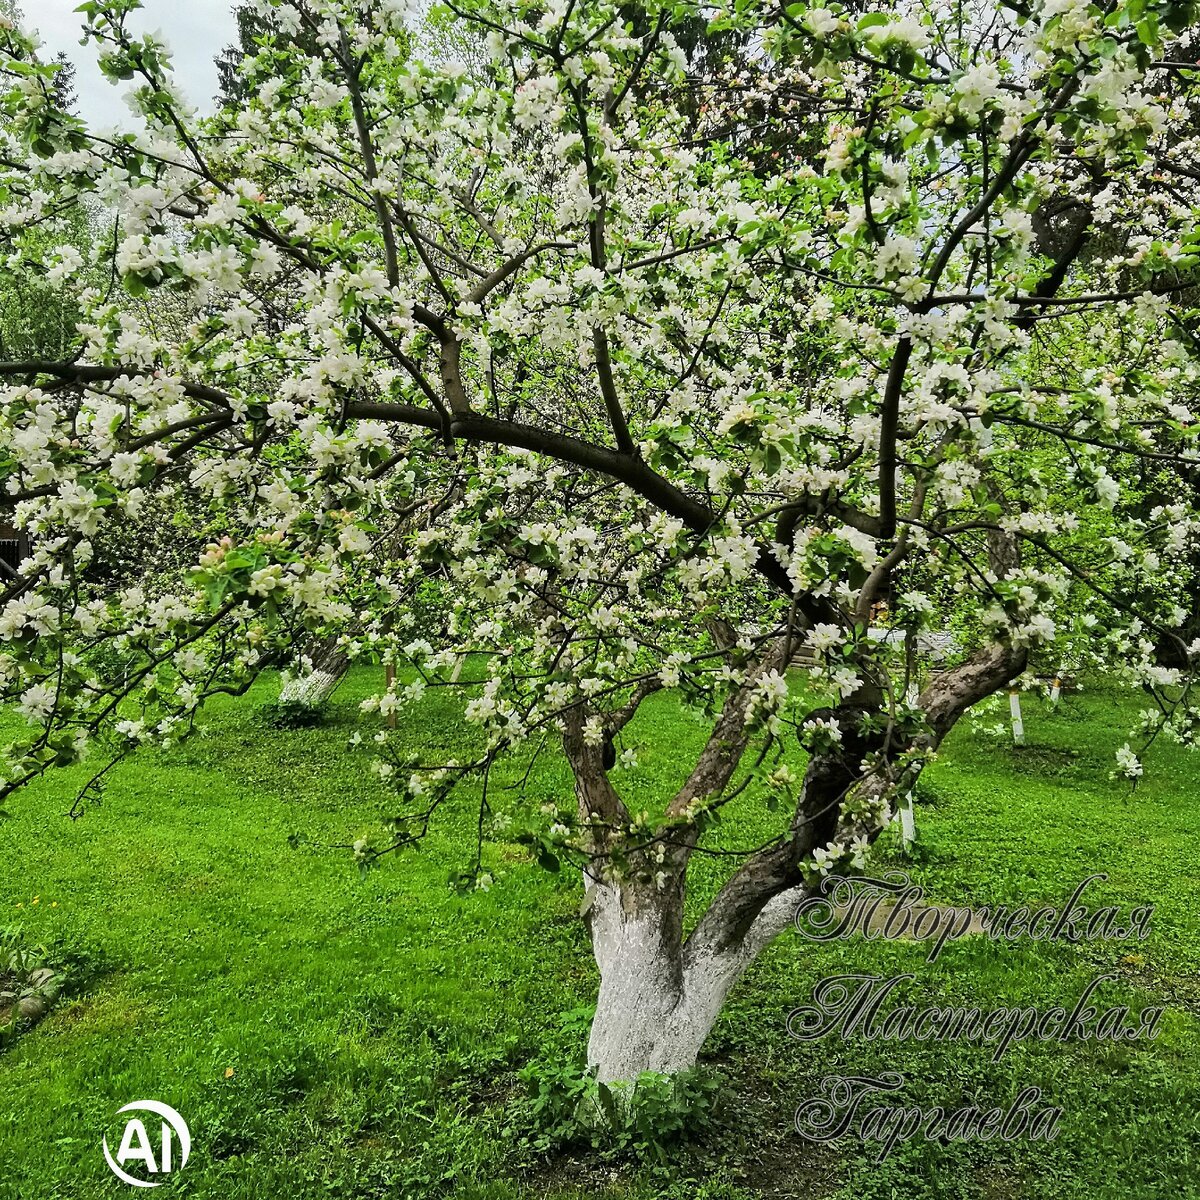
[102,1101,191,1188]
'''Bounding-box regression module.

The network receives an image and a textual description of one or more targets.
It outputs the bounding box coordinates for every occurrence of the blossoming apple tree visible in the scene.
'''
[1,0,1200,1082]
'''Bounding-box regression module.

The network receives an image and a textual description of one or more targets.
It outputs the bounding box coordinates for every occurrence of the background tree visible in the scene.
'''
[216,1,322,106]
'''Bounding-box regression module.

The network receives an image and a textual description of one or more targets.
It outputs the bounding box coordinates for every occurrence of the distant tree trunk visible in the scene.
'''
[279,638,349,707]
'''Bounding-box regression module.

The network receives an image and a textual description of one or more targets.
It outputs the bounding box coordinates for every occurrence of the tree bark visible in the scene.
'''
[582,866,820,1082]
[278,638,349,707]
[583,877,696,1082]
[566,649,802,1083]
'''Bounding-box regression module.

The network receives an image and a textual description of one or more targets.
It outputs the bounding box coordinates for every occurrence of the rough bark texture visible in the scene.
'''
[567,649,802,1082]
[279,667,344,707]
[584,879,693,1081]
[279,638,350,707]
[582,868,824,1082]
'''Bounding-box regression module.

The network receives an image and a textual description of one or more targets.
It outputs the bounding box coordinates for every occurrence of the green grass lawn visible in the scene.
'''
[0,670,1197,1199]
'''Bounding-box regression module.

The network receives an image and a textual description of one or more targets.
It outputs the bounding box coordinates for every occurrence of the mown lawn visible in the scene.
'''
[0,670,1197,1199]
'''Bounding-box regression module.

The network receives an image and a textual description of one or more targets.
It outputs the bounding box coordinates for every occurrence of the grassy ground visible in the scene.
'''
[0,670,1197,1199]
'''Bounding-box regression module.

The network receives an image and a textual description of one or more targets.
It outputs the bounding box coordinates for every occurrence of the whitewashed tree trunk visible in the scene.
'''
[583,875,805,1083]
[585,884,696,1082]
[898,792,917,847]
[1009,687,1025,745]
[575,650,1029,1085]
[279,667,343,707]
[279,639,349,707]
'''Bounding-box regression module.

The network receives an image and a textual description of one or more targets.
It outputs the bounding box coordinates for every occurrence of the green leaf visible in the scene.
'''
[594,1080,620,1129]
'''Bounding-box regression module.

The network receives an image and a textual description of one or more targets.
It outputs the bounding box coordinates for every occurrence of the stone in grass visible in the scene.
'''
[4,967,61,1027]
[17,993,49,1022]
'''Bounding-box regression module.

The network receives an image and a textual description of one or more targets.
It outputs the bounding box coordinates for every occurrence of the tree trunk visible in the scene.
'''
[585,880,697,1082]
[279,638,349,707]
[574,536,1030,1087]
[578,677,1018,1085]
[566,649,811,1085]
[583,872,803,1083]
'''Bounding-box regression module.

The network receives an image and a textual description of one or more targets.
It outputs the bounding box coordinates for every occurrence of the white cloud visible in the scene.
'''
[24,0,239,129]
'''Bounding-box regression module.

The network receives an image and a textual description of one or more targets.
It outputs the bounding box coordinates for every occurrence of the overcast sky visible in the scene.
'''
[27,0,240,129]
